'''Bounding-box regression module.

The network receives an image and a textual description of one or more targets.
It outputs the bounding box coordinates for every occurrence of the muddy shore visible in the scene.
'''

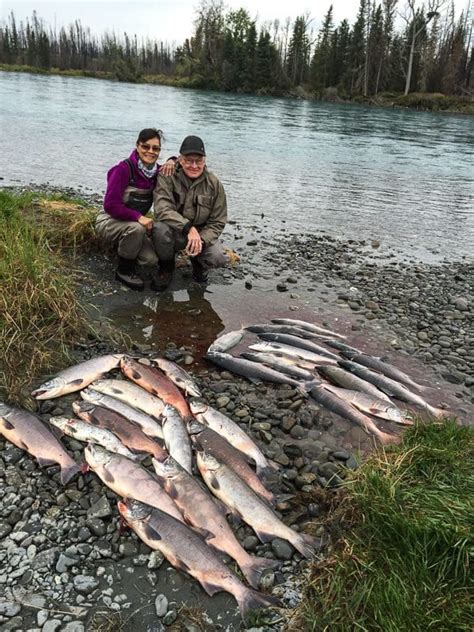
[0,185,472,631]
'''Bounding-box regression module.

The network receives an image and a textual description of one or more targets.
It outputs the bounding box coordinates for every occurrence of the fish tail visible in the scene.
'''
[297,378,321,397]
[290,532,321,559]
[377,430,401,445]
[237,587,282,619]
[255,457,279,478]
[241,557,280,590]
[60,462,81,485]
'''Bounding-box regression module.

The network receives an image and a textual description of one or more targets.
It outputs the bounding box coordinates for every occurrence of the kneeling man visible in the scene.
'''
[152,135,228,290]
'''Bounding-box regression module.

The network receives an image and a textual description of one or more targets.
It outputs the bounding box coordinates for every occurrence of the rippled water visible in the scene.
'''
[1,71,473,260]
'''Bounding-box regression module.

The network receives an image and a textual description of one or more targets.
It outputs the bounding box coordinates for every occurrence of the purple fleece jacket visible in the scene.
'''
[103,150,159,222]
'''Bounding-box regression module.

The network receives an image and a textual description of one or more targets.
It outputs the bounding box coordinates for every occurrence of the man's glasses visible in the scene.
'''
[181,156,205,166]
[140,143,161,153]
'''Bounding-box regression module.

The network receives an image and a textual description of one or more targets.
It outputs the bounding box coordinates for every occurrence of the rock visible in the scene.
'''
[147,550,164,569]
[73,575,99,595]
[245,280,253,289]
[42,622,62,632]
[32,547,59,570]
[271,538,294,560]
[56,553,77,573]
[119,541,138,557]
[86,518,106,537]
[62,623,85,632]
[243,536,259,551]
[162,609,177,626]
[0,601,21,617]
[332,449,350,461]
[276,283,288,292]
[154,594,168,617]
[452,297,469,311]
[216,396,230,408]
[87,495,112,519]
[146,624,165,632]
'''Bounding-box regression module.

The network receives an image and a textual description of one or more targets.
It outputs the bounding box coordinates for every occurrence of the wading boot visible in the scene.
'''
[150,260,175,292]
[115,256,144,291]
[191,258,209,283]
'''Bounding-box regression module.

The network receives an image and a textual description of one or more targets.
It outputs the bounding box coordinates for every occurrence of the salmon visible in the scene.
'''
[241,352,316,382]
[152,358,201,397]
[161,405,192,474]
[31,354,123,399]
[197,451,317,559]
[340,351,426,392]
[0,403,79,484]
[317,365,392,402]
[208,329,246,353]
[189,398,277,477]
[80,388,163,439]
[72,401,167,460]
[120,357,192,420]
[249,342,337,365]
[152,456,278,589]
[90,379,165,419]
[188,420,274,504]
[118,499,281,618]
[271,318,346,339]
[84,445,183,522]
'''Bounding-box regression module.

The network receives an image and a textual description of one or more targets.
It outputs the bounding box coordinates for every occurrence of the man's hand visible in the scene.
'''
[186,226,203,256]
[138,215,153,232]
[160,159,176,177]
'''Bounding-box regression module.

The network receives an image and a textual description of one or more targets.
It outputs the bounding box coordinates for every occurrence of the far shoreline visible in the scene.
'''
[1,64,473,116]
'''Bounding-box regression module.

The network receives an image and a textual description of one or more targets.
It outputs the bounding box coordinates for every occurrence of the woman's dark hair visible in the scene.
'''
[136,128,163,145]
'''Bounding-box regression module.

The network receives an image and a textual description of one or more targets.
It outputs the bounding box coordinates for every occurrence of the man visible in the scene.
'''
[151,135,228,291]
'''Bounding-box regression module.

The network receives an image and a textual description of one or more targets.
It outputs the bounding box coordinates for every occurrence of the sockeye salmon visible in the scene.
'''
[197,451,317,558]
[161,405,192,474]
[208,328,246,353]
[118,499,281,619]
[90,379,165,419]
[0,403,79,484]
[84,445,182,522]
[120,357,192,420]
[72,401,167,460]
[152,358,201,397]
[32,354,123,399]
[152,456,279,589]
[309,384,399,444]
[189,398,277,477]
[188,420,274,504]
[49,416,139,459]
[271,318,346,339]
[80,388,163,439]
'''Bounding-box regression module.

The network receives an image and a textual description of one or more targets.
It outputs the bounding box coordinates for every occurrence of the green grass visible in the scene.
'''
[0,190,99,403]
[293,421,473,632]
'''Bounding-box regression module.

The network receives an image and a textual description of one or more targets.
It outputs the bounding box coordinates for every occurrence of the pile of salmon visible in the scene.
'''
[205,317,447,445]
[0,353,326,618]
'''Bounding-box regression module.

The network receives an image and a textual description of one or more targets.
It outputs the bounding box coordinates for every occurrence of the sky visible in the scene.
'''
[0,0,395,44]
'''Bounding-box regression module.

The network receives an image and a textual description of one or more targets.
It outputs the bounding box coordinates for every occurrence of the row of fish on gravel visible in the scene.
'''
[0,354,321,618]
[205,317,448,445]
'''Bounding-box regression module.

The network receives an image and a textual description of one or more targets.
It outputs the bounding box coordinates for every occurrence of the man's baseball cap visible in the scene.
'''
[179,135,206,156]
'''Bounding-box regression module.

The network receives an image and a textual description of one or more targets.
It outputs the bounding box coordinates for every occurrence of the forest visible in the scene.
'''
[0,0,472,104]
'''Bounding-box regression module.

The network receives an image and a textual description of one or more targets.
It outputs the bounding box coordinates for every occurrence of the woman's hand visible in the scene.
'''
[138,216,153,232]
[186,226,203,256]
[160,159,176,177]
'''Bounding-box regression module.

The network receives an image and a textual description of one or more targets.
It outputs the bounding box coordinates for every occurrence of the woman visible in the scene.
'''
[95,128,175,291]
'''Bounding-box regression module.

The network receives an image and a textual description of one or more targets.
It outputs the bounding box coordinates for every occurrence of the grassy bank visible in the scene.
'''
[0,190,99,403]
[292,421,473,631]
[2,64,472,114]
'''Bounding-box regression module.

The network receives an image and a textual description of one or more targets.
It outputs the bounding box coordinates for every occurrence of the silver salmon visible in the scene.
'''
[205,351,307,387]
[72,401,167,460]
[152,358,201,397]
[189,398,277,477]
[257,333,340,359]
[161,405,192,474]
[152,456,278,589]
[249,341,337,365]
[271,318,346,339]
[241,352,316,382]
[188,420,274,504]
[317,365,392,402]
[80,388,163,439]
[208,329,246,353]
[32,354,123,399]
[118,498,281,618]
[340,351,426,392]
[84,444,183,522]
[197,451,317,558]
[0,403,79,484]
[90,379,165,419]
[120,357,192,420]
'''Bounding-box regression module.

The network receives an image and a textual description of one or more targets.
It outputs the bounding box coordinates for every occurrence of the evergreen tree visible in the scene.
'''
[286,15,311,85]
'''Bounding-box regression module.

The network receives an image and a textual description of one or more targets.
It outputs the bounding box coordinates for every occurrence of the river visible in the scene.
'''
[1,71,473,262]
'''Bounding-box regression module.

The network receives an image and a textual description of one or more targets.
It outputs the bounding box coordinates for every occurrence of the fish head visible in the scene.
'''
[72,400,94,416]
[117,498,151,523]
[84,443,113,468]
[186,419,205,437]
[48,416,72,431]
[196,450,221,473]
[162,404,180,421]
[31,377,67,399]
[81,388,101,402]
[386,407,404,423]
[189,398,208,415]
[0,402,13,418]
[152,455,180,477]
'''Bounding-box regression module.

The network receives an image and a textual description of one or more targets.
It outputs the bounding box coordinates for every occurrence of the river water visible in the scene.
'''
[1,71,473,261]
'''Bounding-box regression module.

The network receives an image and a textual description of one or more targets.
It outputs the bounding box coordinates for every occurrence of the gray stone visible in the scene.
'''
[56,553,77,573]
[154,593,168,617]
[148,550,164,569]
[0,601,21,617]
[243,536,259,551]
[73,574,99,594]
[42,622,62,632]
[86,518,106,537]
[146,623,166,632]
[271,538,294,560]
[31,547,59,570]
[162,609,177,626]
[87,495,112,519]
[62,623,85,632]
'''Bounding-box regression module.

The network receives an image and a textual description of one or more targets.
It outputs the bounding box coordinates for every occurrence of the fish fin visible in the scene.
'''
[103,469,115,484]
[143,523,162,542]
[237,588,282,620]
[200,578,223,597]
[163,480,178,499]
[254,529,274,544]
[290,532,321,559]
[248,376,263,385]
[170,555,191,575]
[131,370,142,380]
[68,378,84,387]
[274,492,295,504]
[0,418,14,430]
[297,378,321,397]
[60,463,80,485]
[37,456,57,467]
[192,525,215,541]
[209,474,220,491]
[241,558,280,590]
[256,461,279,478]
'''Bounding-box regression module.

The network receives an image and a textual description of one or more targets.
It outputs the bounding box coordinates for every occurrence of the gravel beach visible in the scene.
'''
[1,185,472,630]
